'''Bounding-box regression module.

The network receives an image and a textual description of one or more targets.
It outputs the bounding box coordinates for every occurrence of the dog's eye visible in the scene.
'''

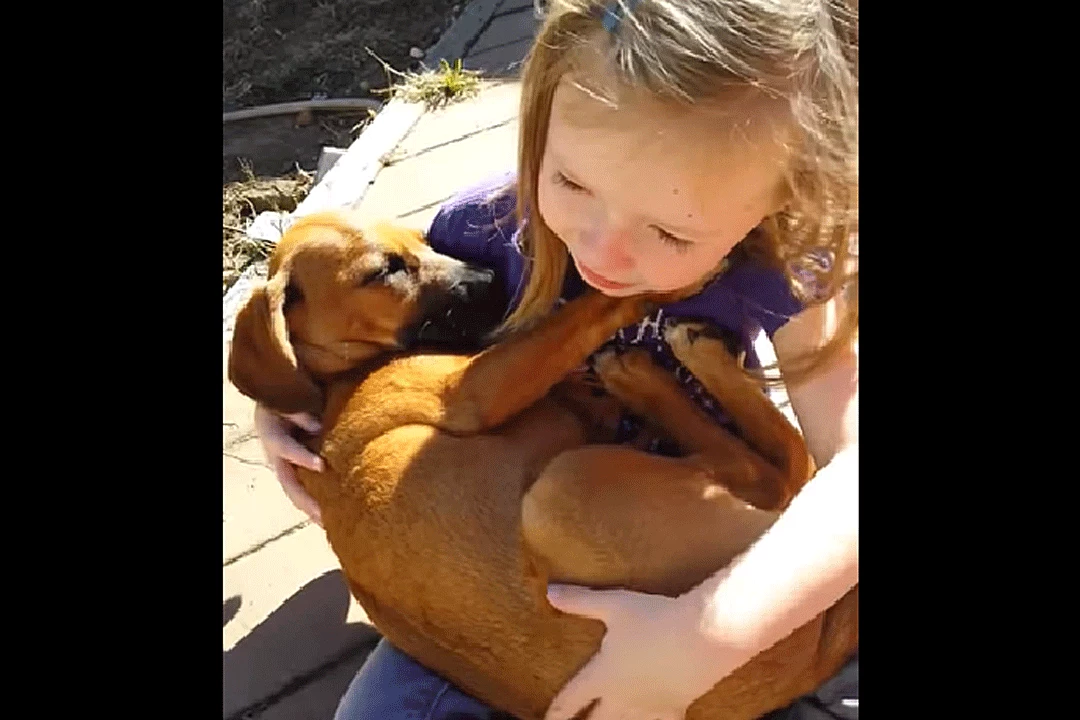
[284,283,303,308]
[358,254,411,287]
[358,270,383,286]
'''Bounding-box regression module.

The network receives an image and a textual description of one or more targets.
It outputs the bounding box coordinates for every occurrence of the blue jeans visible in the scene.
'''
[335,638,858,720]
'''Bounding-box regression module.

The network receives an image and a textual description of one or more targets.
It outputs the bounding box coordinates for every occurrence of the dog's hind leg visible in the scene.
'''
[522,445,778,597]
[591,346,803,511]
[661,322,816,507]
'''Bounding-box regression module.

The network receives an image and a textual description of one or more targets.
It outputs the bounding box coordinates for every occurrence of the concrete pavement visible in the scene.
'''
[222,2,541,717]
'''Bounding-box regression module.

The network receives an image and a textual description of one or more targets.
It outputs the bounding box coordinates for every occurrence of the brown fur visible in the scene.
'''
[228,210,858,720]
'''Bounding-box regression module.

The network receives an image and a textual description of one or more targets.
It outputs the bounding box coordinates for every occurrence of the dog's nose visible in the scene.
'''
[403,262,506,350]
[451,266,495,302]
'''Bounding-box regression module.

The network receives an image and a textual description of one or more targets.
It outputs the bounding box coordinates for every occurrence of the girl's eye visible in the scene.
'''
[553,169,693,254]
[656,228,694,254]
[554,171,587,193]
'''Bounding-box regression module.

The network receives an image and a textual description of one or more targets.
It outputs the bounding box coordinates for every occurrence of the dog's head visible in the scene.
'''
[227,211,506,415]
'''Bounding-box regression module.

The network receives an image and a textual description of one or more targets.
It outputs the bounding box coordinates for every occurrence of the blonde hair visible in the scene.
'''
[500,0,858,387]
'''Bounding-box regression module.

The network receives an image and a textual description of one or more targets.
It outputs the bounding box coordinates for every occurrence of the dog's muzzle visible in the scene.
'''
[448,266,497,305]
[400,264,507,351]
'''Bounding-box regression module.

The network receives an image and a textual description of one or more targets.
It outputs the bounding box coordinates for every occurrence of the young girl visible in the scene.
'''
[253,0,858,718]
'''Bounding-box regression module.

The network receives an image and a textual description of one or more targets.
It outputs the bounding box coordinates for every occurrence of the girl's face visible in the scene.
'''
[537,73,793,297]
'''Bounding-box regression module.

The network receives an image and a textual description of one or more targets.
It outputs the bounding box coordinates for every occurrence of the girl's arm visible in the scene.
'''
[544,296,859,720]
[698,295,859,647]
[772,294,858,467]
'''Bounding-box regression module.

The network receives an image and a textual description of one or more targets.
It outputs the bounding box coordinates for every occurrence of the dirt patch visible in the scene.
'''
[223,0,465,294]
[223,0,463,183]
[223,0,461,111]
[223,111,374,185]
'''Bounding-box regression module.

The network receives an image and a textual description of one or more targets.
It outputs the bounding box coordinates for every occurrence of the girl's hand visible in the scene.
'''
[543,447,860,720]
[253,404,325,527]
[543,581,742,720]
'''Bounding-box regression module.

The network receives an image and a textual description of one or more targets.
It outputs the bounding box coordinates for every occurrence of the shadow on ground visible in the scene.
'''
[223,570,381,719]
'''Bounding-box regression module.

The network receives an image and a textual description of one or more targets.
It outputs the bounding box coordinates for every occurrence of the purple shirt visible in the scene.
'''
[427,172,803,454]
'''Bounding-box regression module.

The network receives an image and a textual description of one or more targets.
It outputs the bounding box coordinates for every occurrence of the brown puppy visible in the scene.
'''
[228,210,858,720]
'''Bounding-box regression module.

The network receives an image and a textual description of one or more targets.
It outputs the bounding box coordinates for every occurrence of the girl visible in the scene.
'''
[254,0,858,718]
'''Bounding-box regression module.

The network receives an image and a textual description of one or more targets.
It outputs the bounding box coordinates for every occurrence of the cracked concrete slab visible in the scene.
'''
[224,524,375,718]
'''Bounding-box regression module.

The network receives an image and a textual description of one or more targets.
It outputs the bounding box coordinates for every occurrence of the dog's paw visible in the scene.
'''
[664,320,743,369]
[590,347,620,375]
[593,349,670,419]
[664,321,715,370]
[593,348,657,392]
[663,320,709,353]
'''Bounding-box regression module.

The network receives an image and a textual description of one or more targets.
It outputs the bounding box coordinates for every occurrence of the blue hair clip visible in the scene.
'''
[601,0,642,32]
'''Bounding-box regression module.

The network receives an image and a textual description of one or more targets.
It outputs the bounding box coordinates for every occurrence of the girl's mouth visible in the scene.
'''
[576,260,633,291]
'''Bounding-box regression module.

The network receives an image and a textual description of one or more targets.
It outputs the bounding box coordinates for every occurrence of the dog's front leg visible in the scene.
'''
[437,291,654,433]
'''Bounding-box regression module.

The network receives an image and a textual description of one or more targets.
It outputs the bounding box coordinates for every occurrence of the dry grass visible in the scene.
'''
[222,164,313,294]
[368,50,482,109]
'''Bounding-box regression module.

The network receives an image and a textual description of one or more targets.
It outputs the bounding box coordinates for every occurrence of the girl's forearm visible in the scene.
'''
[697,445,859,654]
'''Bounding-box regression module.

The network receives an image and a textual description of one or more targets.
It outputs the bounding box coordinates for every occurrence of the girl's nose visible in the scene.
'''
[580,215,635,273]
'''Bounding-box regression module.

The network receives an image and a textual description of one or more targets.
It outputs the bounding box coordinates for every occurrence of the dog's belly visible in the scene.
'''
[312,402,608,718]
[310,407,857,720]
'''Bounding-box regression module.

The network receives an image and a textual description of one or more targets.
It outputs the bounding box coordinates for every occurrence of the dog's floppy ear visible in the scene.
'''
[227,271,322,416]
